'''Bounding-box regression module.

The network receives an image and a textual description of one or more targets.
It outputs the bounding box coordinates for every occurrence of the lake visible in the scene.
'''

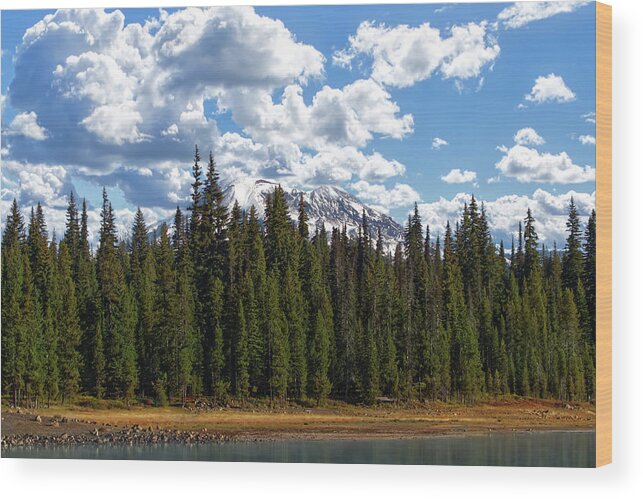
[2,431,595,467]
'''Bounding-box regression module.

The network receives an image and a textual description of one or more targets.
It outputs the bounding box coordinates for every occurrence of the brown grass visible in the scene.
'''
[6,397,595,441]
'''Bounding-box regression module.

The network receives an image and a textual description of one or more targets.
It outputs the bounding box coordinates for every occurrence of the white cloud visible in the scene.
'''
[81,103,147,145]
[5,7,324,180]
[0,161,76,241]
[350,180,420,213]
[432,137,448,150]
[582,111,596,124]
[208,132,407,190]
[578,134,595,145]
[6,112,48,140]
[514,127,544,146]
[441,168,477,184]
[416,188,595,243]
[497,1,590,29]
[289,147,407,186]
[496,140,594,184]
[525,74,575,103]
[161,123,179,136]
[218,79,413,151]
[333,20,500,88]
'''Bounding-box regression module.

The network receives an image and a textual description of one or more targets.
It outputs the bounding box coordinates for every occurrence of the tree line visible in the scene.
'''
[1,147,596,407]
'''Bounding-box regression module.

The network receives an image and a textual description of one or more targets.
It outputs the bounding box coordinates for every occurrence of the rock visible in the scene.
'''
[34,415,42,423]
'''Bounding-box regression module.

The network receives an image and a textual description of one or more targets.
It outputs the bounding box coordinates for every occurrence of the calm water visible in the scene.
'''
[3,431,595,467]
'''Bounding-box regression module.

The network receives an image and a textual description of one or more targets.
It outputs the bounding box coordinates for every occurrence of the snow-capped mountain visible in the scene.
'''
[223,179,404,252]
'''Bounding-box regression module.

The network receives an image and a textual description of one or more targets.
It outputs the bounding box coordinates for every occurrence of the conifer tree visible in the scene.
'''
[173,207,198,402]
[563,197,584,291]
[583,210,596,338]
[97,189,138,400]
[1,150,598,406]
[2,200,27,405]
[266,270,289,403]
[57,240,82,403]
[130,208,156,395]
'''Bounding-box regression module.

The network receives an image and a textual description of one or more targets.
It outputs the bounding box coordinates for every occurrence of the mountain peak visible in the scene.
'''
[223,179,404,252]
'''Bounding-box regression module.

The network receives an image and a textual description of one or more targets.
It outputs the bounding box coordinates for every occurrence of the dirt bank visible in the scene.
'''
[1,397,595,448]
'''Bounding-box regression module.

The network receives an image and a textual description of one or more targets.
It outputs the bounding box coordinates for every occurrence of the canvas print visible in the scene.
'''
[1,2,604,466]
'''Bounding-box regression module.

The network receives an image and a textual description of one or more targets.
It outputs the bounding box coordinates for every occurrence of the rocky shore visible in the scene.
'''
[2,397,595,450]
[1,411,235,448]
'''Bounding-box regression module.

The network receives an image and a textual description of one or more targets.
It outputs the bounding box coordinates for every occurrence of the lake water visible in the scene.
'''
[3,431,595,467]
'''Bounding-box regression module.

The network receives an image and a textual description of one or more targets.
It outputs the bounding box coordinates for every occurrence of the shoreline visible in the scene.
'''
[1,397,596,448]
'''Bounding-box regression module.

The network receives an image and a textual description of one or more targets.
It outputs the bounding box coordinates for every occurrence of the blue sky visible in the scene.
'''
[1,2,596,244]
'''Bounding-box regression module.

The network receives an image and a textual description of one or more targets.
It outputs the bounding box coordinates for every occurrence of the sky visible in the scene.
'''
[0,2,596,245]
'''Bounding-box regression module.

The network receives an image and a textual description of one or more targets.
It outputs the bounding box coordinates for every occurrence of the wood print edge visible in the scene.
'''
[595,0,612,468]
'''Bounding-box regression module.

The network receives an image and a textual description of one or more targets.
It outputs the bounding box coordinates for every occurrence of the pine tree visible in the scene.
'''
[173,207,198,402]
[57,241,82,403]
[130,208,156,396]
[266,270,289,403]
[233,296,250,399]
[244,207,267,395]
[1,148,598,406]
[523,208,539,279]
[583,210,596,339]
[97,189,138,400]
[76,199,102,396]
[563,197,584,291]
[21,251,45,407]
[308,245,333,404]
[64,191,81,278]
[42,238,61,406]
[444,244,482,403]
[2,200,28,405]
[284,263,307,400]
[154,223,179,401]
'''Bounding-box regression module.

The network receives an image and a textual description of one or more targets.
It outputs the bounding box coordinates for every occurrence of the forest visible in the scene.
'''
[1,147,596,408]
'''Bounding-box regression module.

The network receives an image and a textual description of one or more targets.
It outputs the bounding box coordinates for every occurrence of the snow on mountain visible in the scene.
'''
[223,179,404,253]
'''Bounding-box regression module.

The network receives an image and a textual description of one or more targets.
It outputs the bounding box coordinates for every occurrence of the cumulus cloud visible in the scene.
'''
[6,112,48,140]
[441,168,477,184]
[514,127,544,146]
[289,147,407,187]
[432,137,448,150]
[333,20,500,88]
[4,7,421,214]
[525,74,575,103]
[350,180,420,213]
[416,188,595,244]
[496,129,595,184]
[497,1,590,29]
[1,160,73,208]
[578,134,595,145]
[4,8,325,178]
[219,79,413,151]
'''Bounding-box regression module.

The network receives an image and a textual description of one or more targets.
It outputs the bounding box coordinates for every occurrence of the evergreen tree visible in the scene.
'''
[266,270,289,403]
[583,210,596,339]
[1,200,28,405]
[1,150,598,406]
[57,241,82,403]
[563,197,584,291]
[97,189,138,400]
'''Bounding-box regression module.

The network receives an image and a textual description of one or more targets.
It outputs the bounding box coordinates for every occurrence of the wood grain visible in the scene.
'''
[595,1,612,468]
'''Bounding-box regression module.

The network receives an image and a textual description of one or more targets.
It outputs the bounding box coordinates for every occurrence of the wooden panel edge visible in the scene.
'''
[595,1,612,468]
